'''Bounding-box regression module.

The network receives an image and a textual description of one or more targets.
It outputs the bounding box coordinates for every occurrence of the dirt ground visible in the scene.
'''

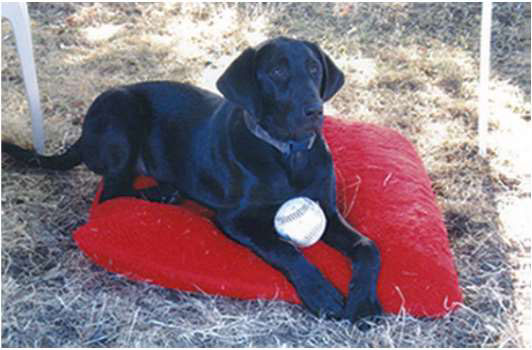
[1,2,530,347]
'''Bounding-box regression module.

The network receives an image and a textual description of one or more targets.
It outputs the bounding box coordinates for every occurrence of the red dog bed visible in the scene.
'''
[73,117,462,317]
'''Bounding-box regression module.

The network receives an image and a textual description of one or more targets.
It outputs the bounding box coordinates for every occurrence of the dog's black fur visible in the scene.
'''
[3,37,382,323]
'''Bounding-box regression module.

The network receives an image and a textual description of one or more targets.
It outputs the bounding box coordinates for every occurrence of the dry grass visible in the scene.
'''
[2,3,530,347]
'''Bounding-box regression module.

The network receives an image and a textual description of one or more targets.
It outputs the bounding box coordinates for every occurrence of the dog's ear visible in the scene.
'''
[303,41,345,102]
[216,48,261,116]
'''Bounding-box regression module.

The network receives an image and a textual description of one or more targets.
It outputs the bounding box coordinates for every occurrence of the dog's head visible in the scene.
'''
[217,37,344,146]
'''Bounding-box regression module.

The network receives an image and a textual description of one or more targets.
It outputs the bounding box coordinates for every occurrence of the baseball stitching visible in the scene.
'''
[275,199,312,225]
[275,198,325,246]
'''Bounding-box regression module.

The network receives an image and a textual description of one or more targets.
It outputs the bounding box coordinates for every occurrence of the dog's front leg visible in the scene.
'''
[321,211,382,324]
[216,211,344,318]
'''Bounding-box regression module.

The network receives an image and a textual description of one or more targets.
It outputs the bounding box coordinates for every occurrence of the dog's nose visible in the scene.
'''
[304,103,323,120]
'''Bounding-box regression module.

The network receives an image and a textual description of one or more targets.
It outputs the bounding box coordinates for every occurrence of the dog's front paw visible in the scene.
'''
[292,266,344,319]
[344,293,383,330]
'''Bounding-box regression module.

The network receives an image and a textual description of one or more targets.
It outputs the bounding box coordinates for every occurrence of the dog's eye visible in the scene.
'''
[270,66,288,81]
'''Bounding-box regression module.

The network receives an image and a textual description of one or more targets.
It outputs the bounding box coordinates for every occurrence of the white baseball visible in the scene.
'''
[274,197,327,247]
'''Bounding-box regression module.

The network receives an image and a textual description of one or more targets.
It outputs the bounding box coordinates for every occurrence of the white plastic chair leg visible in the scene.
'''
[478,1,492,157]
[2,2,45,154]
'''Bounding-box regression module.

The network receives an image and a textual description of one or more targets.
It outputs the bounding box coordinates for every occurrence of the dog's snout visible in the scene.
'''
[304,103,323,119]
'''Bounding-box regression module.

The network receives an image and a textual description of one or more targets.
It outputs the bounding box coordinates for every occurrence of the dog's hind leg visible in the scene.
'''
[80,88,150,203]
[88,127,139,203]
[100,175,182,204]
[100,175,136,202]
[136,183,182,204]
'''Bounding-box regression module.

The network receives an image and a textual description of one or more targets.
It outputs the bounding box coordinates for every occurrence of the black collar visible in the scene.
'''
[243,113,316,155]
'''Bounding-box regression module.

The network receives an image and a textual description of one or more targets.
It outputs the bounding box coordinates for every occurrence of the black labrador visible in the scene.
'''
[2,37,382,323]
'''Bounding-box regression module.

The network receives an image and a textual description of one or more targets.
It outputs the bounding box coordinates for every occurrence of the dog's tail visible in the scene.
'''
[2,140,82,171]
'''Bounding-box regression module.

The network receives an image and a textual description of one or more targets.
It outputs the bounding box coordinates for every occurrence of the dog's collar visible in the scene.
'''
[243,113,316,155]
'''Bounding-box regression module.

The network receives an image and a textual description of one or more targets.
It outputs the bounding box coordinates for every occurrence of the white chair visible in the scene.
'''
[478,1,492,157]
[2,2,45,153]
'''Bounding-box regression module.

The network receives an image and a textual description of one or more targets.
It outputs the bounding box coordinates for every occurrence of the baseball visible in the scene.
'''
[274,197,327,247]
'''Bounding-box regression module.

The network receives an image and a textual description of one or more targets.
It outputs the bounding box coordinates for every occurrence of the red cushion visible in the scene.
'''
[73,117,462,317]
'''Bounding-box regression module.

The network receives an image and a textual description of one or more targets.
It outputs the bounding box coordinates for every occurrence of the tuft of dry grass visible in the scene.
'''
[2,3,530,347]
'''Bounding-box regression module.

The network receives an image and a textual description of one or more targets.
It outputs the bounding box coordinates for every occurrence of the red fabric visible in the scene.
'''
[73,117,463,317]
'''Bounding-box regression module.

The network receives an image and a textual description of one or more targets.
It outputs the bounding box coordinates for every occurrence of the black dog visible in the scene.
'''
[3,37,382,323]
